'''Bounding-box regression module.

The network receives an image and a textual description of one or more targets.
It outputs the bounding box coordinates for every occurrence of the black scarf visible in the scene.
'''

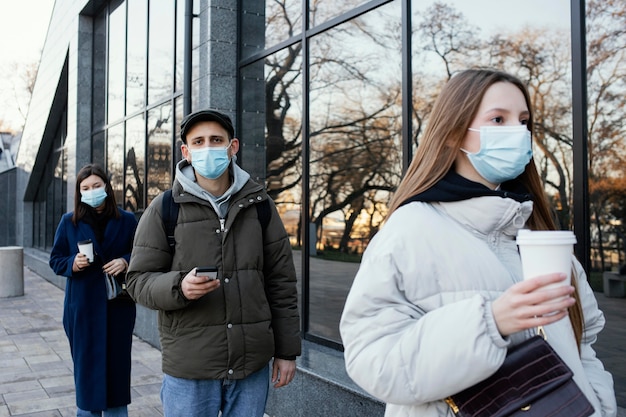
[82,206,111,243]
[401,171,533,206]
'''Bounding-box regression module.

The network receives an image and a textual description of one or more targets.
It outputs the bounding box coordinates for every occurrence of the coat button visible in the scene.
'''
[227,323,233,329]
[224,278,230,283]
[228,369,234,375]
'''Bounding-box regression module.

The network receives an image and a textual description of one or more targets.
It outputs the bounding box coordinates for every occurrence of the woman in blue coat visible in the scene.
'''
[50,164,137,417]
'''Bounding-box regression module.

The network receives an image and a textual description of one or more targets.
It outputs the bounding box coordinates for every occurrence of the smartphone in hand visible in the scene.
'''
[195,266,218,281]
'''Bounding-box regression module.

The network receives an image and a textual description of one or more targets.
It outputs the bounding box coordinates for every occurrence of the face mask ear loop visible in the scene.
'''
[462,128,481,155]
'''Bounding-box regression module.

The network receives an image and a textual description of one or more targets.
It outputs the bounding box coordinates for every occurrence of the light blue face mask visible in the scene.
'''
[81,187,108,208]
[190,142,232,179]
[461,125,532,184]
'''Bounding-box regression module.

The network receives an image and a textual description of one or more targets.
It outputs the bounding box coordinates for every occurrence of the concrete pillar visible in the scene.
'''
[0,246,24,297]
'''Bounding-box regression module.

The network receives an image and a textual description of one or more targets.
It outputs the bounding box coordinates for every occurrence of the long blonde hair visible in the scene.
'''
[388,69,583,347]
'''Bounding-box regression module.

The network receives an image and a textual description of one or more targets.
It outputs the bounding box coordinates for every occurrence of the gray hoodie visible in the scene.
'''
[175,156,250,218]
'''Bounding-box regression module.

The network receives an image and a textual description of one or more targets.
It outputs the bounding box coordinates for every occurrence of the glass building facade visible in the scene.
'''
[9,0,625,412]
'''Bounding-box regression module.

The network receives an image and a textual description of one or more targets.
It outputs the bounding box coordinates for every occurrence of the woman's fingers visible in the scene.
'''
[492,273,576,336]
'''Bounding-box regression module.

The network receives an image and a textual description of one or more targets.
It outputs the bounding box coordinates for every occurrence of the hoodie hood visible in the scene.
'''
[175,156,251,218]
[401,171,533,206]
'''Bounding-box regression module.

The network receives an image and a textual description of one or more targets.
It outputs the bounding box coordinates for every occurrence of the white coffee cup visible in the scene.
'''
[77,239,94,263]
[516,230,577,289]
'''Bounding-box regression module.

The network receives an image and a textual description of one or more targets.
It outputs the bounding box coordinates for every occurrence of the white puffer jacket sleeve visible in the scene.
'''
[340,204,511,406]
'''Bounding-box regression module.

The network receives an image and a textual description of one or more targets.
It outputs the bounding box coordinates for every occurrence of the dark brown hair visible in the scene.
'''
[72,164,120,224]
[387,69,584,347]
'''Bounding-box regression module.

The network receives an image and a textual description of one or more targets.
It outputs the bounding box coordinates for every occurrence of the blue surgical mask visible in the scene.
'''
[461,125,532,184]
[190,143,232,179]
[81,187,108,208]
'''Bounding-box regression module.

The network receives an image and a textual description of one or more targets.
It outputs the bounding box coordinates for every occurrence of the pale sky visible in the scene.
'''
[0,0,55,132]
[447,0,571,32]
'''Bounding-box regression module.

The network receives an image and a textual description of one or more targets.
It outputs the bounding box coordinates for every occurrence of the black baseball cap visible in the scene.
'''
[180,109,235,143]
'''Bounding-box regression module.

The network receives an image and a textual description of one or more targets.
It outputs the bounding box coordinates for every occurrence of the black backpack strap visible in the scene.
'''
[162,189,179,254]
[256,198,271,231]
[162,191,267,253]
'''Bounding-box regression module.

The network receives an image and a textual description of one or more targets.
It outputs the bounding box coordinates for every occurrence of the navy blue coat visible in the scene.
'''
[49,209,137,411]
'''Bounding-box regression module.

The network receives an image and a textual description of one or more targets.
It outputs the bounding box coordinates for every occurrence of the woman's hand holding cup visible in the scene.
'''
[492,273,575,337]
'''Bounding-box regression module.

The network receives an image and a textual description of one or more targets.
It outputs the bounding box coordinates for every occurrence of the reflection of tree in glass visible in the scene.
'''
[147,106,173,206]
[309,107,400,253]
[264,3,404,254]
[265,44,303,199]
[124,147,143,213]
[309,0,368,27]
[411,2,483,152]
[414,2,482,78]
[413,1,626,270]
[585,0,626,270]
[262,0,626,261]
[107,126,125,206]
[414,3,577,230]
[265,0,302,47]
[306,4,403,254]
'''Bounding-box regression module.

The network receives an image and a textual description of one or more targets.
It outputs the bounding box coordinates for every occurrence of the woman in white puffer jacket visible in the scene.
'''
[340,69,616,417]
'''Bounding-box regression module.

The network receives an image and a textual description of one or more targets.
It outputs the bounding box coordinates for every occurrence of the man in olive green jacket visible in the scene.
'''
[127,110,301,417]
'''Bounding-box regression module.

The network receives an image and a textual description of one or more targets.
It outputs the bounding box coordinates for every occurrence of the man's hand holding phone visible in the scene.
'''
[195,266,218,280]
[181,266,220,300]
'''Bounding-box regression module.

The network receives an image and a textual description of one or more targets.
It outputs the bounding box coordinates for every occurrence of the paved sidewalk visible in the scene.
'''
[0,267,163,416]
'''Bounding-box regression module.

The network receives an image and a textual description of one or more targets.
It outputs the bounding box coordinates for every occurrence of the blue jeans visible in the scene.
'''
[76,406,128,417]
[161,364,270,417]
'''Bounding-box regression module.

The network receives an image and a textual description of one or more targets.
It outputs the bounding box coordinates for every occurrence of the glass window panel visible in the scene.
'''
[125,115,146,213]
[240,0,302,60]
[240,48,304,317]
[107,123,125,205]
[585,10,626,404]
[49,132,67,250]
[411,0,572,174]
[241,46,303,243]
[585,0,626,276]
[93,8,107,129]
[308,2,403,343]
[148,0,174,104]
[174,96,184,162]
[45,183,54,247]
[127,0,148,115]
[107,3,126,124]
[175,0,184,93]
[147,104,173,207]
[411,0,573,222]
[309,0,368,27]
[35,127,67,250]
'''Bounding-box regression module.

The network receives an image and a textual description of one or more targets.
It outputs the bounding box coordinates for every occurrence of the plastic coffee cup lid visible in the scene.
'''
[516,230,577,245]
